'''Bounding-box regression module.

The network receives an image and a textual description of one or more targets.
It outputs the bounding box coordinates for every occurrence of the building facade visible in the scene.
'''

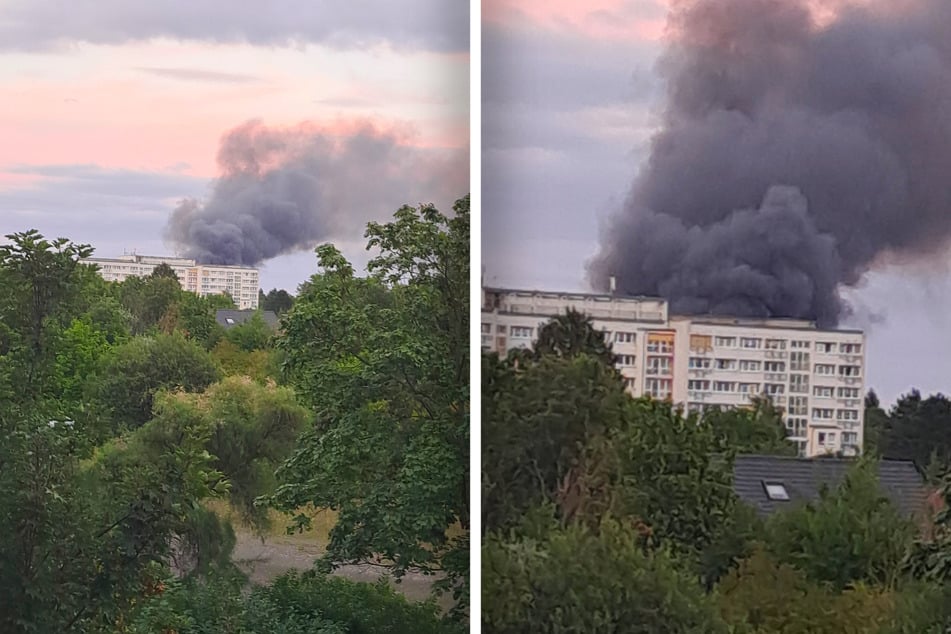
[83,254,260,309]
[481,287,866,458]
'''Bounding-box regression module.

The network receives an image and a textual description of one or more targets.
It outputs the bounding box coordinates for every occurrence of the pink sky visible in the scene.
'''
[484,0,669,41]
[0,40,468,179]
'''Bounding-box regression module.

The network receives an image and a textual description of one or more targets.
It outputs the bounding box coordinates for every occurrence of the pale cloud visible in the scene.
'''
[136,67,264,83]
[0,0,469,54]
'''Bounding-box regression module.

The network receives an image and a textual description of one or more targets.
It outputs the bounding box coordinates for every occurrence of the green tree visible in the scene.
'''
[482,351,628,531]
[716,548,895,634]
[879,390,951,470]
[0,230,93,400]
[274,196,469,611]
[532,308,616,365]
[224,311,273,351]
[765,458,915,590]
[483,519,726,633]
[90,332,221,430]
[260,288,295,314]
[704,397,797,456]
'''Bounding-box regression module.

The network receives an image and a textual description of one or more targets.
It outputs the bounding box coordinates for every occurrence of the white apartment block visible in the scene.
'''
[482,287,866,458]
[83,254,260,309]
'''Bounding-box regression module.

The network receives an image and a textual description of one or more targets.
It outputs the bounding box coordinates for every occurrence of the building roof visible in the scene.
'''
[215,309,279,329]
[733,454,929,518]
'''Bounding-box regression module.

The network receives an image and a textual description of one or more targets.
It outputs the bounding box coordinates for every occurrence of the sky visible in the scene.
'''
[0,0,469,292]
[482,0,951,407]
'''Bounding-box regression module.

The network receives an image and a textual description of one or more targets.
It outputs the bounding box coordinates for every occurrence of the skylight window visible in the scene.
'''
[763,481,790,501]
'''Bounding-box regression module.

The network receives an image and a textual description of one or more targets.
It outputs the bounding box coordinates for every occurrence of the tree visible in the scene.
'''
[168,377,311,530]
[765,458,915,590]
[716,548,894,634]
[532,308,616,366]
[703,397,797,456]
[260,288,295,314]
[150,262,180,281]
[274,196,469,611]
[224,311,273,351]
[0,230,93,400]
[90,332,221,431]
[878,391,951,472]
[482,351,628,532]
[864,389,889,457]
[483,519,726,633]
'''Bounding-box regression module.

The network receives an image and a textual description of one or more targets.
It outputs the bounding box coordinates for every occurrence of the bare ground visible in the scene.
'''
[230,529,449,608]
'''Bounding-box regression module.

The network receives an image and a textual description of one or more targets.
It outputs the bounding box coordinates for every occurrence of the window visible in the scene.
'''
[840,342,862,354]
[813,385,834,398]
[688,380,710,391]
[715,336,736,347]
[763,482,790,501]
[511,326,533,338]
[839,365,861,377]
[740,337,762,349]
[790,351,810,371]
[738,382,760,394]
[789,396,808,416]
[764,361,786,372]
[815,364,835,376]
[842,431,859,445]
[818,431,837,446]
[646,378,672,399]
[817,341,835,353]
[689,357,712,369]
[617,354,636,367]
[713,381,736,393]
[837,387,860,398]
[481,323,492,334]
[790,340,810,349]
[624,377,636,389]
[836,409,859,421]
[764,383,785,395]
[790,374,809,393]
[786,417,807,437]
[647,340,673,353]
[647,356,671,374]
[689,334,713,351]
[615,331,636,344]
[813,408,834,420]
[738,360,761,372]
[497,325,507,334]
[715,358,737,370]
[765,339,787,350]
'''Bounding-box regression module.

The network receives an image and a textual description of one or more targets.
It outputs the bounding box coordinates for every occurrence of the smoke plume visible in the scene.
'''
[165,119,467,265]
[588,0,951,326]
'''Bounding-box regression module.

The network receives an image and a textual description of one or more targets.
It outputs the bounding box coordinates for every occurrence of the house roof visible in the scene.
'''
[733,454,930,518]
[215,309,279,329]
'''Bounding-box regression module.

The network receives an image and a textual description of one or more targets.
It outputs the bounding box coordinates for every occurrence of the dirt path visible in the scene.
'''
[230,530,447,607]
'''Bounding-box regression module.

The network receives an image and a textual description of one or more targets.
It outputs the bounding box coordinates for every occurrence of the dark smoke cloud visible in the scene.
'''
[165,120,467,265]
[588,0,951,326]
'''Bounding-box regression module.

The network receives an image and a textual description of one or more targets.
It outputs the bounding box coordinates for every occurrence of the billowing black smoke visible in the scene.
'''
[166,119,467,265]
[588,0,951,326]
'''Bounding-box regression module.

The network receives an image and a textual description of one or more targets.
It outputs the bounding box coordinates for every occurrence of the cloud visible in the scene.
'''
[136,67,263,83]
[0,0,469,54]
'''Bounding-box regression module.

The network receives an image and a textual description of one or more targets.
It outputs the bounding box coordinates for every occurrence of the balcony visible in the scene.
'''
[646,367,672,376]
[765,350,788,359]
[688,368,712,376]
[840,376,862,385]
[836,398,861,408]
[765,373,788,382]
[688,391,709,400]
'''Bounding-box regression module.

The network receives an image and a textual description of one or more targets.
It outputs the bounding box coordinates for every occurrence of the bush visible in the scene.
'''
[482,519,726,633]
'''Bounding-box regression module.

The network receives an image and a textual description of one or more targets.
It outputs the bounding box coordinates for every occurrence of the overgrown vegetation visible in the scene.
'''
[482,309,951,632]
[0,195,469,631]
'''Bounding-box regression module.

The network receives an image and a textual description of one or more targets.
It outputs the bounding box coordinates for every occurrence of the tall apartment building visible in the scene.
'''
[83,254,260,309]
[482,287,866,458]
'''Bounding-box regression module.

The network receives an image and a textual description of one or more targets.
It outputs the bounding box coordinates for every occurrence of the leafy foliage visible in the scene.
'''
[764,458,915,590]
[275,197,470,612]
[90,332,221,430]
[483,519,726,633]
[532,307,617,365]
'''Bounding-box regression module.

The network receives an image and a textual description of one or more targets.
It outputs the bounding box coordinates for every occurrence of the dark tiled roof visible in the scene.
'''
[733,454,929,519]
[215,309,279,329]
